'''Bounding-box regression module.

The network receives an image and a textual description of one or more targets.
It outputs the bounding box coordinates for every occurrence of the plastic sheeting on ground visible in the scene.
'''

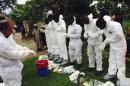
[117,78,130,86]
[0,83,5,86]
[83,81,115,86]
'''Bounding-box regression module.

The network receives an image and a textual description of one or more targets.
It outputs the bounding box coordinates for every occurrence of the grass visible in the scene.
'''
[21,41,116,86]
[22,57,76,86]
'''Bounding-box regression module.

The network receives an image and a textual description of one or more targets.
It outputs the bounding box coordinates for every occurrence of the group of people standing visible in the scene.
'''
[0,3,127,86]
[44,9,83,67]
[44,4,127,82]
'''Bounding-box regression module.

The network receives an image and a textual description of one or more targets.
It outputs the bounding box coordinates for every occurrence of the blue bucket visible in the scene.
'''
[36,67,48,76]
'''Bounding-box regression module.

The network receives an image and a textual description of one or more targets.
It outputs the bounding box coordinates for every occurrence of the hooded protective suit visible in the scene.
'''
[55,15,68,61]
[101,16,127,79]
[44,23,53,54]
[84,14,103,71]
[67,17,83,64]
[0,33,35,86]
[51,20,60,57]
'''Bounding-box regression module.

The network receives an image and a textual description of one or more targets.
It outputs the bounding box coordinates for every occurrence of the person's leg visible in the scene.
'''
[0,76,3,83]
[2,64,23,86]
[49,31,55,55]
[108,49,117,75]
[75,47,82,65]
[59,37,68,65]
[53,31,60,61]
[116,50,126,79]
[75,40,83,65]
[56,32,61,57]
[45,30,52,56]
[95,45,103,71]
[87,44,95,68]
[53,45,60,61]
[104,48,117,80]
[69,48,75,63]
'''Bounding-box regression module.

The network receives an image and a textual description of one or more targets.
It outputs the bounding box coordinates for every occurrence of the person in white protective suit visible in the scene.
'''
[51,4,68,64]
[54,14,68,65]
[83,13,104,75]
[67,16,83,67]
[44,11,54,58]
[50,15,60,61]
[96,16,127,80]
[0,14,36,86]
[44,15,54,59]
[46,14,60,60]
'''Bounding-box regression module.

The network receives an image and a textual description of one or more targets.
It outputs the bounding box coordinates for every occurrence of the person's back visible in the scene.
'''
[104,21,126,50]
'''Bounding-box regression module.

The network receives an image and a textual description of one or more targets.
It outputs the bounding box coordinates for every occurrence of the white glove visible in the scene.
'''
[99,38,110,50]
[99,44,106,50]
[99,30,104,34]
[84,33,88,38]
[23,47,29,50]
[29,50,36,56]
[40,29,45,33]
[44,30,48,32]
[65,33,69,38]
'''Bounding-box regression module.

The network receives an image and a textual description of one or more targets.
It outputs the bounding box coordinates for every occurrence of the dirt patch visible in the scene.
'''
[15,33,46,61]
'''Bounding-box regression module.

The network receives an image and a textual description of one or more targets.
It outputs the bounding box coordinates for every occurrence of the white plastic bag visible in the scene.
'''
[97,81,115,86]
[63,65,75,74]
[117,78,130,86]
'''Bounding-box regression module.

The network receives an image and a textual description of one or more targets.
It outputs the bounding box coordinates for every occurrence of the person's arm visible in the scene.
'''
[84,31,88,38]
[40,28,45,33]
[104,24,123,43]
[87,30,103,38]
[83,24,88,38]
[9,35,29,50]
[84,24,103,38]
[68,25,82,38]
[100,24,123,50]
[0,36,36,59]
[108,28,123,42]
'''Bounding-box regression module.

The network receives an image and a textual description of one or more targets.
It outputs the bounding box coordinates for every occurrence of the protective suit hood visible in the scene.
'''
[59,15,63,21]
[89,1,99,6]
[72,16,76,24]
[88,13,93,23]
[47,10,53,17]
[103,15,111,25]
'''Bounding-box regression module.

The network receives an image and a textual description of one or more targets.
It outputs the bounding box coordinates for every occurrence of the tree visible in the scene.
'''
[0,0,16,10]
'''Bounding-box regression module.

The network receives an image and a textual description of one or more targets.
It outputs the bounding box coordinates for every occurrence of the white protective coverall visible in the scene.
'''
[101,16,127,79]
[44,11,53,54]
[55,15,68,61]
[44,23,52,54]
[67,18,83,64]
[84,14,103,71]
[0,33,35,86]
[51,20,60,56]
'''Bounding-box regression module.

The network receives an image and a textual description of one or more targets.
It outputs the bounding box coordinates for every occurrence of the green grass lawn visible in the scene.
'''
[22,57,76,86]
[22,42,130,86]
